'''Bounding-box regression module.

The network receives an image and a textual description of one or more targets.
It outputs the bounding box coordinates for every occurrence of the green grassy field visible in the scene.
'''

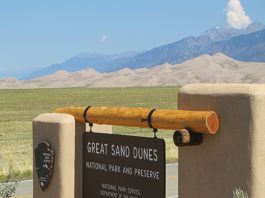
[0,87,179,180]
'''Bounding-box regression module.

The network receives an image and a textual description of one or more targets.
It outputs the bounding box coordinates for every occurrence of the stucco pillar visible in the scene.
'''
[33,113,81,198]
[178,84,265,198]
[33,113,112,198]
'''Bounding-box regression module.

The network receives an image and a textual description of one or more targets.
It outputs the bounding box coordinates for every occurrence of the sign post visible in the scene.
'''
[83,132,165,198]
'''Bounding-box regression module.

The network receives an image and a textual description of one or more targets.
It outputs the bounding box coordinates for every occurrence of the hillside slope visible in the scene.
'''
[2,53,265,89]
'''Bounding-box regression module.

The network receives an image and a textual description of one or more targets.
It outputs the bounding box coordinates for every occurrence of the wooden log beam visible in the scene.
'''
[54,106,219,134]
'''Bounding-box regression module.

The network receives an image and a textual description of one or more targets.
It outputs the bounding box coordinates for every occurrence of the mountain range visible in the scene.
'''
[3,53,265,89]
[25,22,265,80]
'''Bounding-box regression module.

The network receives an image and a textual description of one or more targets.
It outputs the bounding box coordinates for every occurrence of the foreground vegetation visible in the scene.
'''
[0,87,179,180]
[0,168,19,197]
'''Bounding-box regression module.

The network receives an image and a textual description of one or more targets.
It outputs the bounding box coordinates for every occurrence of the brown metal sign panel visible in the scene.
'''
[35,141,54,191]
[83,132,165,198]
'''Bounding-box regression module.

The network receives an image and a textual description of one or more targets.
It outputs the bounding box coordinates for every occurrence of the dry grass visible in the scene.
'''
[0,87,179,180]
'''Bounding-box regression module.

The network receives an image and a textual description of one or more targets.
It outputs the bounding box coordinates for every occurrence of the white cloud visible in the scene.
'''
[100,35,107,43]
[226,0,252,29]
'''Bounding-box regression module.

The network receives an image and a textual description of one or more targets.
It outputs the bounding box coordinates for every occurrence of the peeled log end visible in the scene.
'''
[206,112,219,134]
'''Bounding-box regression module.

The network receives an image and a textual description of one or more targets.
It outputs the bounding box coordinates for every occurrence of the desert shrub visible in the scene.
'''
[0,168,19,198]
[0,182,17,198]
[233,187,249,198]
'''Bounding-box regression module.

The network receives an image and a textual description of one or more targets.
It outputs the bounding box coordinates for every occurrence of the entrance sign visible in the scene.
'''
[35,141,54,191]
[83,132,165,198]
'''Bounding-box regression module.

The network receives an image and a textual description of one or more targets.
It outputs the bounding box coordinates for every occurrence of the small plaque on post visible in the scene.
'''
[35,141,54,191]
[83,132,165,198]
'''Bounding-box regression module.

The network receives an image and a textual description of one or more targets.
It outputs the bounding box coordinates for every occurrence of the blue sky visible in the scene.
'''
[0,0,264,78]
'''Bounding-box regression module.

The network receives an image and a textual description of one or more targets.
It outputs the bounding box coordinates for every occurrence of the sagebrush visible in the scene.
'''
[0,168,19,198]
[233,188,249,198]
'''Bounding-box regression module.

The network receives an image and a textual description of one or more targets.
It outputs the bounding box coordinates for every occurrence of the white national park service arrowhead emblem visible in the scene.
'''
[35,141,54,191]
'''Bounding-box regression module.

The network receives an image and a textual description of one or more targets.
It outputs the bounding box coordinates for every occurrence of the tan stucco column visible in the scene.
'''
[33,113,83,198]
[33,113,112,198]
[178,84,265,198]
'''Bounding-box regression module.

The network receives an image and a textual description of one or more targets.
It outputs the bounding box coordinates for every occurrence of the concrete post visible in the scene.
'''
[33,113,112,198]
[178,84,265,198]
